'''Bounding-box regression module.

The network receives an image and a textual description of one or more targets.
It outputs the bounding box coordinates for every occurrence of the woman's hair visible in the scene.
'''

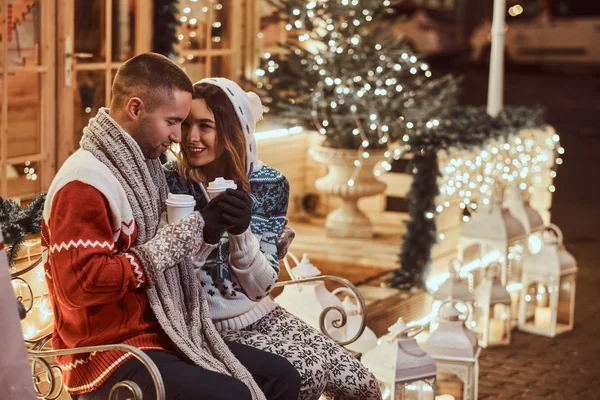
[177,82,251,192]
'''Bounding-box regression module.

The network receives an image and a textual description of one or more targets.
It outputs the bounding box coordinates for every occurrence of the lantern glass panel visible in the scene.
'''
[506,242,526,286]
[462,243,484,289]
[524,281,552,330]
[488,304,510,345]
[508,289,520,327]
[557,274,575,328]
[436,370,464,400]
[395,379,435,400]
[471,303,485,339]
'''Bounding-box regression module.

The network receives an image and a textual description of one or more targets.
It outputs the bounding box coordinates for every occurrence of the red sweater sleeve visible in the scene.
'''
[46,181,146,309]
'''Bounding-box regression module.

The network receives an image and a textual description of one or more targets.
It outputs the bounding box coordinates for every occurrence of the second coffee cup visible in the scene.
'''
[165,193,196,223]
[206,177,237,200]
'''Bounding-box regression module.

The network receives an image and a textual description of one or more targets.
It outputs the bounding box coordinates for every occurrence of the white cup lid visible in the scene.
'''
[207,177,237,192]
[166,193,196,206]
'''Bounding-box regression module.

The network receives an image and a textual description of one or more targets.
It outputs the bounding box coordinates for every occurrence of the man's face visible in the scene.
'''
[131,89,192,159]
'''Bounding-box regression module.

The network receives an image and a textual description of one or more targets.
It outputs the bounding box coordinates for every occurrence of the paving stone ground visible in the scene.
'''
[431,61,600,400]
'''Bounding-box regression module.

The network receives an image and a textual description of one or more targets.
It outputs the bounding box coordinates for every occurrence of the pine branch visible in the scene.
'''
[0,192,46,268]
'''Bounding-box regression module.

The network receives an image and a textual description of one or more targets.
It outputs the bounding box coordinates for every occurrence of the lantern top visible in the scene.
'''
[504,184,544,234]
[364,318,437,384]
[524,245,577,277]
[524,225,577,277]
[291,254,322,278]
[424,302,480,362]
[474,265,511,305]
[461,190,527,244]
[433,260,474,302]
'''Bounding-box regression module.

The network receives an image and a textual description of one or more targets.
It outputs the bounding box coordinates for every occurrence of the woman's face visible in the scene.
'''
[182,98,221,167]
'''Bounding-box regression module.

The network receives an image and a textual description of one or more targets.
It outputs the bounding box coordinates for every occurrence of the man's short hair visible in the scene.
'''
[111,52,193,112]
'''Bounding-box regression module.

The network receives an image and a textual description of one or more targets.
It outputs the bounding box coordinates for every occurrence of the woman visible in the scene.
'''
[164,77,381,400]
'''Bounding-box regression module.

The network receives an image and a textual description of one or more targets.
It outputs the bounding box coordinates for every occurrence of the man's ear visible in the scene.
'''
[125,97,145,121]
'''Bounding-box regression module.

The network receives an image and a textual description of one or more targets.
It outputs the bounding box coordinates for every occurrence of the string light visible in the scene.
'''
[432,128,561,218]
[177,0,224,70]
[11,237,54,340]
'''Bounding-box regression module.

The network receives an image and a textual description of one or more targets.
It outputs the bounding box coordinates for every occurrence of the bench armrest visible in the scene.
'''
[275,275,367,348]
[27,343,165,400]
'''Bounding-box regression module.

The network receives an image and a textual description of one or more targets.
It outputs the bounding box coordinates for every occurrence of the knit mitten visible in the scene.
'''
[131,211,213,284]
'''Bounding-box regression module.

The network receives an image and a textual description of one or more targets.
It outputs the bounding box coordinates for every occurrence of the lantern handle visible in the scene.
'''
[282,251,301,281]
[544,224,564,246]
[448,258,461,276]
[486,262,502,279]
[438,299,471,323]
[393,324,425,340]
[331,287,363,315]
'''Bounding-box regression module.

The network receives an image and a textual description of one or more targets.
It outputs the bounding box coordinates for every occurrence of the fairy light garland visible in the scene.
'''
[435,128,561,229]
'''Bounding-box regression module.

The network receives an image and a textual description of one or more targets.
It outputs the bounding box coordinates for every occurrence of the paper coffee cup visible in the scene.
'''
[165,193,196,223]
[206,177,237,200]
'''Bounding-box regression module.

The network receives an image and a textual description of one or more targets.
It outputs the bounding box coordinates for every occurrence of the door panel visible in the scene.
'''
[57,0,151,167]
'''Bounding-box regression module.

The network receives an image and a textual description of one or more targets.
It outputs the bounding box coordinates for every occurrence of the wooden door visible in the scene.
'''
[56,0,152,166]
[0,0,56,202]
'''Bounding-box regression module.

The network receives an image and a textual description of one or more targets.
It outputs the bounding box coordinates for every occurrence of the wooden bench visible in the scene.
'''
[15,233,368,399]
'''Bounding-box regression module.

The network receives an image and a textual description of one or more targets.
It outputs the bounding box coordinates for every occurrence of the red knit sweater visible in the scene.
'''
[42,181,171,394]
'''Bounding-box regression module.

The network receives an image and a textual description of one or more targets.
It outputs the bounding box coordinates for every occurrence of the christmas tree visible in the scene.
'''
[253,0,460,150]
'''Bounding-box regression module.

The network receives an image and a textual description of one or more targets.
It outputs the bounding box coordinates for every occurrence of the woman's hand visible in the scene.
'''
[201,196,233,244]
[220,187,252,235]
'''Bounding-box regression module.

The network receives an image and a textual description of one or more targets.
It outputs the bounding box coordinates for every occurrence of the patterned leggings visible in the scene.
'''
[221,306,382,400]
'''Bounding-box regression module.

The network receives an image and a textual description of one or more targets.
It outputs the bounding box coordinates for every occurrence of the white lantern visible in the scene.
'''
[363,318,437,400]
[424,301,480,400]
[458,189,527,317]
[503,183,546,324]
[504,183,545,254]
[329,294,378,355]
[473,264,511,347]
[431,260,474,332]
[274,253,344,334]
[518,224,577,337]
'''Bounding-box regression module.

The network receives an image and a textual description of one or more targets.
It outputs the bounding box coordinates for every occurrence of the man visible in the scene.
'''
[42,53,300,400]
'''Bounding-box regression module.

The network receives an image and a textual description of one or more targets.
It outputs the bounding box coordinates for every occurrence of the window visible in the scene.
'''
[176,0,242,81]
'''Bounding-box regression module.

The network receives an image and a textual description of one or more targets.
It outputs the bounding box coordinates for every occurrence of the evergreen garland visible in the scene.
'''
[152,0,180,58]
[389,106,546,289]
[390,151,439,289]
[0,193,46,268]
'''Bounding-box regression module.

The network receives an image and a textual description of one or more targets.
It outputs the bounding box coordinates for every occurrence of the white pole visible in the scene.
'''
[487,0,506,117]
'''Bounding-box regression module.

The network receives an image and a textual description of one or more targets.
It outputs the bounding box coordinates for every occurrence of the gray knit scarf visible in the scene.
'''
[80,108,265,399]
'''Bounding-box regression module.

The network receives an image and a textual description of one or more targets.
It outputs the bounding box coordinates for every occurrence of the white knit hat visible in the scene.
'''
[196,77,264,175]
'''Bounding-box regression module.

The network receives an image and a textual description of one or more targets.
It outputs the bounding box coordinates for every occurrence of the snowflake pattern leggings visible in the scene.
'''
[221,306,382,400]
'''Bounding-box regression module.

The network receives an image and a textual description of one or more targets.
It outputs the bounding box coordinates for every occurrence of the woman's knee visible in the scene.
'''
[294,346,328,399]
[324,351,382,400]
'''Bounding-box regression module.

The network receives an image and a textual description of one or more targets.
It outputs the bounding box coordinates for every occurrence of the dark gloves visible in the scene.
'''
[221,187,253,235]
[201,196,233,244]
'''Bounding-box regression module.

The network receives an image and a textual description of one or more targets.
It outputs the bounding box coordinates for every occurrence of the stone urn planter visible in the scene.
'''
[309,145,387,238]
